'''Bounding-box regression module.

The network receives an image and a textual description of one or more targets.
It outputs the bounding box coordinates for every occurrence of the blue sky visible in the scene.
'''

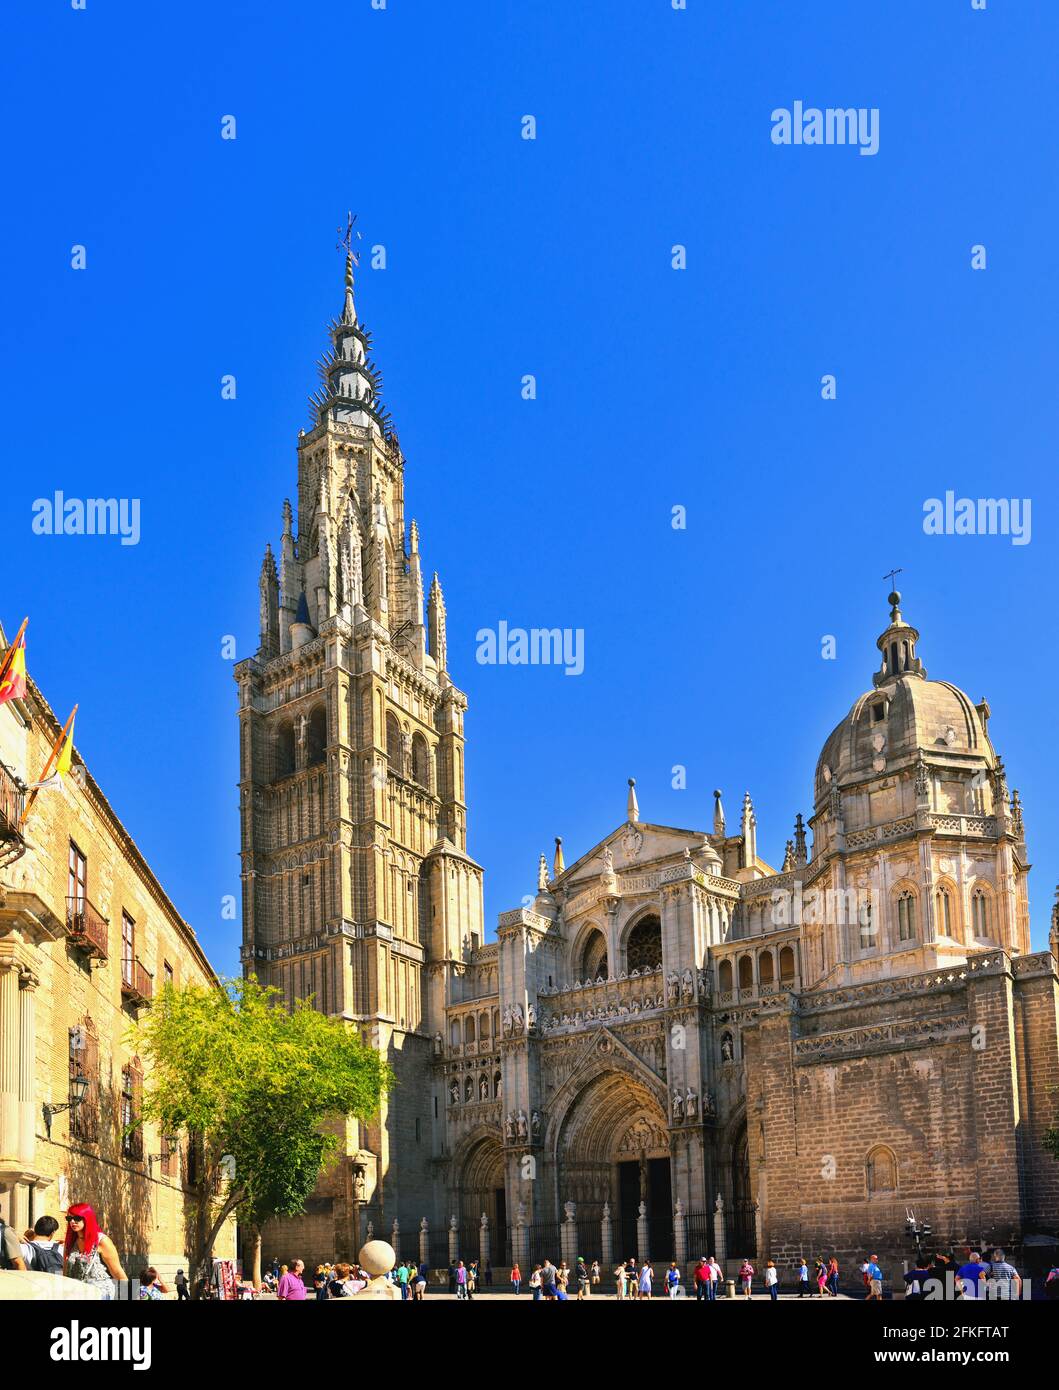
[3,0,1057,973]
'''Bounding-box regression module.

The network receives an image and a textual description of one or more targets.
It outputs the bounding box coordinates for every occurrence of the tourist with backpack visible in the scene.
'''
[22,1216,63,1273]
[0,1214,27,1270]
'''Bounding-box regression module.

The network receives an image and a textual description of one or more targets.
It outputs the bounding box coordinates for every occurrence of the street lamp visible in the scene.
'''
[43,1070,90,1139]
[148,1134,180,1176]
[905,1209,933,1262]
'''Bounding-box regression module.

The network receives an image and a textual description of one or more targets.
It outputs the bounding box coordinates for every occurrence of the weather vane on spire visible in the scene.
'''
[336,211,362,266]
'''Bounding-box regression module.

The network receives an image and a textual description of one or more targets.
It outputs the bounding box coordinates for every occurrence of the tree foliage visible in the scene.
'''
[133,976,389,1285]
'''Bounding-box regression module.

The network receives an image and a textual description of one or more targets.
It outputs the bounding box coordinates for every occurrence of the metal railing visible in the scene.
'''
[66,896,109,957]
[121,957,153,1004]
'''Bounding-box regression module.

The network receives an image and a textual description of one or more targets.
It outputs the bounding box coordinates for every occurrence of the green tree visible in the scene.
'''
[132,976,389,1294]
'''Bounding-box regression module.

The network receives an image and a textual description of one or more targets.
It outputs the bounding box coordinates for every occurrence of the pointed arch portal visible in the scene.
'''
[555,1068,671,1259]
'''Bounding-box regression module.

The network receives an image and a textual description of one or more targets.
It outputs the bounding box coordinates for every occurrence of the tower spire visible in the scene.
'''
[627,778,640,824]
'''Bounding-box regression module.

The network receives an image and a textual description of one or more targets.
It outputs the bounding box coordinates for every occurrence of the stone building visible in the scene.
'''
[441,593,1059,1277]
[0,629,235,1282]
[240,257,1059,1279]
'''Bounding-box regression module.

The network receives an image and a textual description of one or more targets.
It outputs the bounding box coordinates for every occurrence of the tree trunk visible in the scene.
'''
[189,1182,245,1299]
[249,1226,263,1288]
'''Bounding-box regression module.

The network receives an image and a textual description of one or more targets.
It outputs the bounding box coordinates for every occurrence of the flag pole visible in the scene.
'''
[19,702,77,830]
[0,616,28,692]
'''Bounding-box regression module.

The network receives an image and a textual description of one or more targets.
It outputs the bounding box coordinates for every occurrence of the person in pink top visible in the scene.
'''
[277,1259,307,1300]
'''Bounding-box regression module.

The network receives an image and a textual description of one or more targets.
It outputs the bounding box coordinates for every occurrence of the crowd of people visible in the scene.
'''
[5,1198,1057,1302]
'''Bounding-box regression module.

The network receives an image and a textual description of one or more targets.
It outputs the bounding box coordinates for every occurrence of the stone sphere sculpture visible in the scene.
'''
[349,1239,400,1299]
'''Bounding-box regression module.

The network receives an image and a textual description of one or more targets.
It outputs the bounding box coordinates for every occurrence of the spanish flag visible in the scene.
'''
[30,710,75,790]
[0,638,26,705]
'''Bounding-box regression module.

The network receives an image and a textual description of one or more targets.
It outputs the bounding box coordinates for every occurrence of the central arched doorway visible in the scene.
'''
[454,1131,507,1265]
[555,1067,671,1261]
[730,1122,755,1258]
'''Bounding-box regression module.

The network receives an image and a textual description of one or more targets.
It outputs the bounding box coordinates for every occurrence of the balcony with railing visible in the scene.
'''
[121,957,153,1007]
[0,760,25,857]
[66,896,109,959]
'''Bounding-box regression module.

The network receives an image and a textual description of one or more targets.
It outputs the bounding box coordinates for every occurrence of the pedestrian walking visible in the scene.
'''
[175,1268,190,1301]
[707,1255,722,1300]
[796,1257,810,1297]
[455,1260,468,1299]
[864,1254,884,1301]
[765,1261,779,1301]
[665,1262,681,1298]
[827,1256,840,1296]
[529,1264,543,1301]
[638,1260,653,1300]
[614,1260,627,1300]
[739,1258,754,1298]
[814,1259,827,1296]
[510,1261,522,1295]
[576,1257,590,1299]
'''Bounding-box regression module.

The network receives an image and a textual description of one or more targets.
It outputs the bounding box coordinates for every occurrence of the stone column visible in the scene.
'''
[391,1217,400,1259]
[560,1202,578,1268]
[712,1194,727,1266]
[0,962,19,1166]
[514,1202,529,1273]
[673,1197,687,1267]
[636,1202,649,1263]
[448,1215,458,1265]
[419,1218,429,1270]
[17,971,38,1168]
[600,1201,613,1270]
[478,1213,490,1273]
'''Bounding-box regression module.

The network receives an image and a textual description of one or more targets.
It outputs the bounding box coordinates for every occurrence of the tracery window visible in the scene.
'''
[626,915,661,974]
[972,887,990,937]
[896,891,917,942]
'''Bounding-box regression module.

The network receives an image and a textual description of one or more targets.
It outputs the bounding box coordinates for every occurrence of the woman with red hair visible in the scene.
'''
[63,1204,127,1298]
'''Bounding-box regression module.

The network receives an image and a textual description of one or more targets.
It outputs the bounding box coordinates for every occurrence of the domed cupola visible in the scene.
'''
[813,591,995,811]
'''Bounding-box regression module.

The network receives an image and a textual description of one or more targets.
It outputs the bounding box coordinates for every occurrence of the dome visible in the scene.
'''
[813,593,993,807]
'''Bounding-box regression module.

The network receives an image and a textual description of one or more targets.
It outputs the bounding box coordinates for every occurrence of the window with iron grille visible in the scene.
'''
[120,1059,144,1160]
[69,1017,99,1143]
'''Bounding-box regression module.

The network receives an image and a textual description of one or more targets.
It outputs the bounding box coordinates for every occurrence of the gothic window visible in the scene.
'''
[450,1020,460,1048]
[121,911,135,987]
[717,959,733,994]
[866,1145,898,1196]
[896,891,917,942]
[307,706,327,766]
[581,928,608,981]
[626,915,662,974]
[274,722,296,779]
[411,733,431,788]
[935,886,953,938]
[972,887,990,938]
[464,1015,476,1045]
[386,712,402,774]
[759,950,774,987]
[779,945,796,982]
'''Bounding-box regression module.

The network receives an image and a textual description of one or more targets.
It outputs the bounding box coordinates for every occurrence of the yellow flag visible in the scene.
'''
[55,713,75,777]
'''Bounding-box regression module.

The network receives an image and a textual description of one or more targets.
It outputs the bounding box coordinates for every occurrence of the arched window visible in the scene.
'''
[718,959,733,994]
[411,733,431,788]
[464,1015,476,1044]
[866,1144,898,1196]
[450,1020,460,1047]
[386,712,403,774]
[307,706,327,766]
[779,945,796,982]
[972,887,990,938]
[896,891,917,942]
[935,886,953,939]
[581,929,608,981]
[759,951,774,987]
[626,915,662,974]
[274,721,296,779]
[737,955,753,992]
[479,1011,490,1040]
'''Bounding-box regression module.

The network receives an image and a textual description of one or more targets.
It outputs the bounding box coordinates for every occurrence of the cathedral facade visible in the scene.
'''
[238,261,1059,1277]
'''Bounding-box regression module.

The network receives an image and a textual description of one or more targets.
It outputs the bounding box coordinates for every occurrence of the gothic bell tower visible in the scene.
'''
[234,232,485,1242]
